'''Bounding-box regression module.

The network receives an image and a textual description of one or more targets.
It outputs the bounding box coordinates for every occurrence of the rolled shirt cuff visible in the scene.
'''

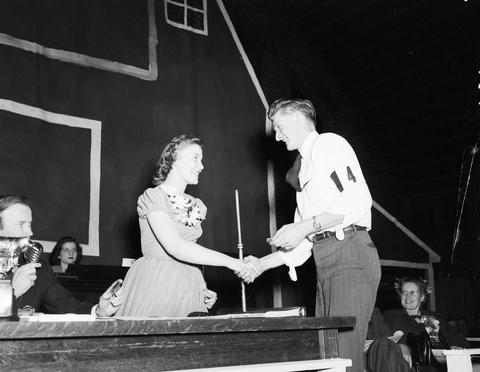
[277,239,313,281]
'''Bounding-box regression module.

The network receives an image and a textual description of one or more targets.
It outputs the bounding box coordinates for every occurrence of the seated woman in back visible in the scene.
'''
[49,236,83,273]
[384,277,469,349]
[383,277,469,371]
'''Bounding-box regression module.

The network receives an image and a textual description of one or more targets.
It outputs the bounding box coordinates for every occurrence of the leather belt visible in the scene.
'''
[310,224,367,243]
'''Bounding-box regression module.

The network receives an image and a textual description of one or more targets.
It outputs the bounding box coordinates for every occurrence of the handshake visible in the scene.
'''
[234,256,263,284]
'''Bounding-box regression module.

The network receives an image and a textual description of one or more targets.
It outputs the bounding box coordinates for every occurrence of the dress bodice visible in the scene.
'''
[137,186,207,259]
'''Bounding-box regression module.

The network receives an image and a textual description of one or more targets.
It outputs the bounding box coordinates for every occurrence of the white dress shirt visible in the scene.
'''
[278,131,372,280]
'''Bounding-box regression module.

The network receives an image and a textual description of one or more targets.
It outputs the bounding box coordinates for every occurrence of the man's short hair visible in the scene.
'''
[268,98,316,125]
[0,195,30,228]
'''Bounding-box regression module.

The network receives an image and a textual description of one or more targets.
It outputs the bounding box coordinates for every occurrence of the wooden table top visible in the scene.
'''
[0,315,355,339]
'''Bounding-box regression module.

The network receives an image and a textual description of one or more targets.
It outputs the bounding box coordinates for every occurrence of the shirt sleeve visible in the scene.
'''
[325,182,372,228]
[314,134,372,228]
[277,238,312,281]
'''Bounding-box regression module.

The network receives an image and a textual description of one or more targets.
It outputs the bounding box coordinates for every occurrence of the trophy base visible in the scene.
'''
[0,279,13,317]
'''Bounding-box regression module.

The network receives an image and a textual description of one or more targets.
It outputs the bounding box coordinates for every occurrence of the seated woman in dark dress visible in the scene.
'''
[383,277,470,371]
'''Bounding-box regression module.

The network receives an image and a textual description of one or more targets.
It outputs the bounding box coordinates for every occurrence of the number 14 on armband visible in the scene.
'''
[330,166,357,192]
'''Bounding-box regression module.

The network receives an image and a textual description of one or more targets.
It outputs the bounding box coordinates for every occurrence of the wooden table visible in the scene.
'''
[0,316,354,371]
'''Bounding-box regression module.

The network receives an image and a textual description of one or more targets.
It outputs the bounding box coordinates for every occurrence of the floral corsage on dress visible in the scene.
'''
[414,314,445,348]
[166,192,205,227]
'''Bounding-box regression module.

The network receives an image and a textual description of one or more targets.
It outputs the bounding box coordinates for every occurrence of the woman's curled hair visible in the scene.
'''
[152,134,203,186]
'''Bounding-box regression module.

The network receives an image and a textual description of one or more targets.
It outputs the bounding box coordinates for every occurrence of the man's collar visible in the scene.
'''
[298,130,319,159]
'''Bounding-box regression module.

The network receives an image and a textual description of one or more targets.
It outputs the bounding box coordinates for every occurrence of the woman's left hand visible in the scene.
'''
[203,288,217,309]
[96,280,124,317]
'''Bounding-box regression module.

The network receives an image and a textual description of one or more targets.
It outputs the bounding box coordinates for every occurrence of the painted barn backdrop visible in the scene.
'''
[0,0,269,270]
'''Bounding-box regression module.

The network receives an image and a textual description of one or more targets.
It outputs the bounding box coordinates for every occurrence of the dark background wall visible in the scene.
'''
[0,0,269,267]
[223,0,480,266]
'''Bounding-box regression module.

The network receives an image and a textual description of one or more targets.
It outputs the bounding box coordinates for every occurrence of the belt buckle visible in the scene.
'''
[312,231,329,243]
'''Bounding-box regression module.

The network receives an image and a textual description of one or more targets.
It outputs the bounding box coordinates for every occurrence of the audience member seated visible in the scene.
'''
[446,318,457,335]
[470,312,480,337]
[383,277,470,372]
[0,194,122,316]
[456,316,469,337]
[49,236,83,273]
[446,316,479,339]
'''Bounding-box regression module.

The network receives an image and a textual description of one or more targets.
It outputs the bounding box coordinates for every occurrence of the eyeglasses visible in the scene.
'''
[401,290,421,297]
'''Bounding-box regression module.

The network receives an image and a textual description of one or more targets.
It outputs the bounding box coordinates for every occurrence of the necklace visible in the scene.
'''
[160,183,185,197]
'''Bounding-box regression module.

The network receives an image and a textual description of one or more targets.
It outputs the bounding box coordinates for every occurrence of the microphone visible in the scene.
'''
[23,241,43,263]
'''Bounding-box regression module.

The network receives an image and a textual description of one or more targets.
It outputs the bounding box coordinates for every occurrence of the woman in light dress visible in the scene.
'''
[117,135,253,317]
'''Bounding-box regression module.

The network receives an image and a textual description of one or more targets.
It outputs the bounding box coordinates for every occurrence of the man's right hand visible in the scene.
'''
[12,263,41,298]
[232,260,257,283]
[244,256,264,278]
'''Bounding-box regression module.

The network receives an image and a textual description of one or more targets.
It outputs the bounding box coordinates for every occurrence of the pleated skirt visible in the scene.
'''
[116,255,207,317]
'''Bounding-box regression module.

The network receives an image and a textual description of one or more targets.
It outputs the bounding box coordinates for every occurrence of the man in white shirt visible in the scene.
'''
[245,99,381,372]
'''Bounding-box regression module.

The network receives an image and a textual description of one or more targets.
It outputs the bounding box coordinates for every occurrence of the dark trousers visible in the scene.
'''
[313,230,381,372]
[367,337,413,372]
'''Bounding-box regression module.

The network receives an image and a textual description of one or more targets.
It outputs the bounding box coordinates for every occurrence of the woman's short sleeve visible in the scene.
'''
[137,187,170,218]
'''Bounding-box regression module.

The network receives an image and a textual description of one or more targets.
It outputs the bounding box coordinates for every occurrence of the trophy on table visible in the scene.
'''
[0,237,42,317]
